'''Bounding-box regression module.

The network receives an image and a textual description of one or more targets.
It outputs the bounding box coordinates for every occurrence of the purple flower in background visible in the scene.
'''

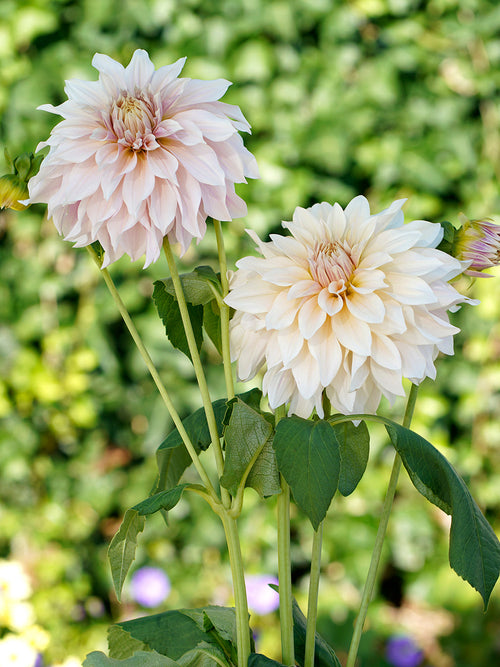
[245,574,279,615]
[130,566,171,608]
[386,636,424,667]
[34,654,44,667]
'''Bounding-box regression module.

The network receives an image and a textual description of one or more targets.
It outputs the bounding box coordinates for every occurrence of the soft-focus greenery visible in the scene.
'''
[1,0,499,665]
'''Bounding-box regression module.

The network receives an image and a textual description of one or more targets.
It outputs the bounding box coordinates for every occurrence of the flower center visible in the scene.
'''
[308,241,355,293]
[111,91,159,151]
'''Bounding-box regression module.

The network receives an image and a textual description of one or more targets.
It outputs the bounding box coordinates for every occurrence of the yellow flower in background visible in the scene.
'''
[226,196,474,418]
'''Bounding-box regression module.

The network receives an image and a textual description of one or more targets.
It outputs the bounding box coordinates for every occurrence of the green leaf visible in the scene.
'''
[273,417,341,529]
[156,266,220,306]
[155,390,263,495]
[292,599,342,667]
[153,281,203,361]
[181,606,237,644]
[386,423,500,608]
[108,509,145,601]
[330,420,370,496]
[203,299,222,355]
[246,436,281,498]
[133,484,189,516]
[109,607,240,663]
[220,399,273,496]
[83,650,178,667]
[248,655,286,667]
[177,643,230,667]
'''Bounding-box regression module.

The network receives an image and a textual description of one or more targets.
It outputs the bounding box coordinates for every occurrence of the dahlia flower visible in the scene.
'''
[28,50,258,266]
[454,216,500,277]
[226,196,473,418]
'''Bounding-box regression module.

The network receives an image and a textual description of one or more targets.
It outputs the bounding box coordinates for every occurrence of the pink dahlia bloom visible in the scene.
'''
[226,197,475,418]
[28,50,259,267]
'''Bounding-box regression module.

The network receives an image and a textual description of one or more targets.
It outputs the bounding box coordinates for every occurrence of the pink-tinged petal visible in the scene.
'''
[224,188,247,219]
[92,52,126,94]
[95,142,121,165]
[125,49,155,89]
[269,234,309,262]
[122,157,156,215]
[64,79,106,107]
[151,57,186,90]
[148,181,177,235]
[147,148,178,180]
[174,109,236,141]
[175,169,202,236]
[298,297,327,339]
[168,142,225,186]
[199,183,231,220]
[171,78,232,109]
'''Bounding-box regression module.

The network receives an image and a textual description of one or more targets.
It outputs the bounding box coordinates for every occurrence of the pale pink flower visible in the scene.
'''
[454,217,500,277]
[226,197,475,418]
[28,50,259,267]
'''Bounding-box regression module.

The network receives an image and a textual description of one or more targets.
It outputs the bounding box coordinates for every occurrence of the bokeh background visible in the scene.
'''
[1,0,499,665]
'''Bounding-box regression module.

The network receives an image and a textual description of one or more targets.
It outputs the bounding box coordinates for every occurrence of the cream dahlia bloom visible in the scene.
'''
[226,197,473,418]
[28,50,258,266]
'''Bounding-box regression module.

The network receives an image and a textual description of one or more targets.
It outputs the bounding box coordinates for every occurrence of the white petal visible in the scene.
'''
[298,297,327,339]
[330,307,372,355]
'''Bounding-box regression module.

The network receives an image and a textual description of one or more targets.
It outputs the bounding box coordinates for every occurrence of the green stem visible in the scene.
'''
[213,219,235,401]
[162,238,230,507]
[346,383,419,667]
[86,246,218,501]
[275,404,295,666]
[304,522,323,667]
[220,511,251,667]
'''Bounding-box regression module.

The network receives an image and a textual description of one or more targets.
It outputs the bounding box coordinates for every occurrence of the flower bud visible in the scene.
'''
[0,150,43,211]
[454,215,500,277]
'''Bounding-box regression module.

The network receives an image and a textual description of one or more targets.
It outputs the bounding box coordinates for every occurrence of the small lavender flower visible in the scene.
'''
[130,566,171,608]
[455,217,500,277]
[385,635,424,667]
[245,574,279,615]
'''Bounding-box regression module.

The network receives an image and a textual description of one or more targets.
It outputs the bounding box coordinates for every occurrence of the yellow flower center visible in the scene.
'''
[111,91,158,150]
[309,241,355,293]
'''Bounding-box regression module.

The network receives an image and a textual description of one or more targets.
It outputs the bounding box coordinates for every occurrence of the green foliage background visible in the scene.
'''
[1,0,499,665]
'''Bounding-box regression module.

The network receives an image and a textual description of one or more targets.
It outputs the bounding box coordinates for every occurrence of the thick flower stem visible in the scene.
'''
[162,238,230,508]
[220,511,251,667]
[304,521,323,667]
[346,383,419,667]
[213,219,235,401]
[86,246,217,501]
